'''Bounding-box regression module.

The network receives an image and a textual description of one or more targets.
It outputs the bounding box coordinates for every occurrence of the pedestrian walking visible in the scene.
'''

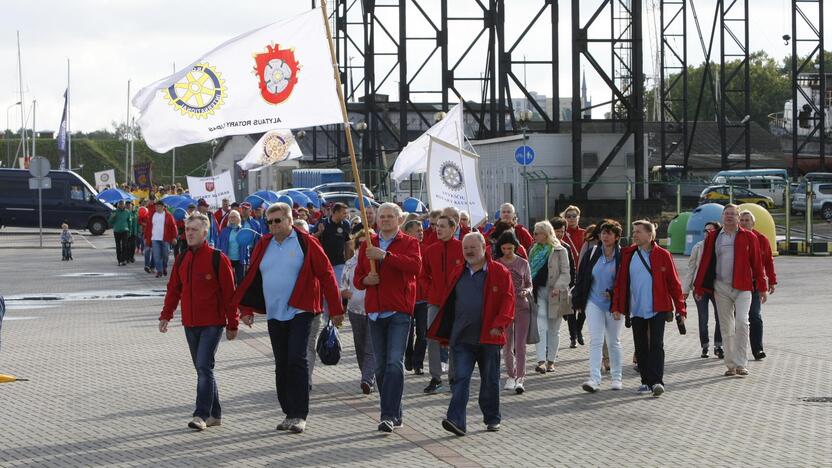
[530,220,571,374]
[420,215,464,394]
[613,220,686,397]
[694,205,767,377]
[496,231,532,394]
[403,219,428,375]
[341,230,376,394]
[158,213,239,431]
[573,221,623,393]
[233,202,344,434]
[353,202,422,434]
[109,200,132,266]
[428,232,514,436]
[126,201,138,263]
[60,223,73,261]
[484,203,533,250]
[561,205,587,254]
[739,210,776,361]
[683,221,723,359]
[145,202,177,278]
[217,210,246,284]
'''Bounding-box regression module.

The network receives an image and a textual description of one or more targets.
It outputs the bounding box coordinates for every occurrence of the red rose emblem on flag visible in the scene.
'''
[254,44,300,105]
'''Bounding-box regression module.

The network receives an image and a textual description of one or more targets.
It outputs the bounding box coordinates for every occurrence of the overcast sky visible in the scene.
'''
[1,0,824,137]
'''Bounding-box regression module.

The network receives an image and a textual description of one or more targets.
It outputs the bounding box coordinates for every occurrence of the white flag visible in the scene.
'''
[94,169,116,191]
[187,171,235,208]
[133,8,342,153]
[236,129,302,172]
[391,100,464,182]
[426,136,488,226]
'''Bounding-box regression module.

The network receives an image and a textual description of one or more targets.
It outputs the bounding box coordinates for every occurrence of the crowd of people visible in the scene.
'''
[156,198,776,436]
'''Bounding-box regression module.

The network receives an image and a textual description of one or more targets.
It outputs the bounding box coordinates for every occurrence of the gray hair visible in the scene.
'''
[463,231,486,246]
[186,212,210,234]
[293,219,309,232]
[266,202,292,220]
[377,202,402,218]
[500,203,516,214]
[739,210,756,224]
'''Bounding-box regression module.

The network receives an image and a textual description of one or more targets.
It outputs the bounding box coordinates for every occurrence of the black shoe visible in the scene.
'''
[701,347,709,358]
[361,382,372,395]
[442,418,465,436]
[163,269,168,276]
[413,368,424,375]
[378,420,394,433]
[577,335,585,346]
[144,266,151,273]
[486,423,501,432]
[393,419,403,429]
[405,360,413,372]
[754,351,766,360]
[715,347,724,359]
[570,339,577,349]
[424,378,443,394]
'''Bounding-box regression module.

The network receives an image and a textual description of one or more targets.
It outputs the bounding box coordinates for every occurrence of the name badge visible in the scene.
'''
[205,274,213,280]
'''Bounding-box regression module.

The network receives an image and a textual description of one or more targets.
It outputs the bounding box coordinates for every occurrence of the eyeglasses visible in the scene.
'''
[266,218,283,225]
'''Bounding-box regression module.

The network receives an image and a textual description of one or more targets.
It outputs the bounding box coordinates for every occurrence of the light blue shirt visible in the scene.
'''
[228,227,240,261]
[261,230,305,321]
[368,231,399,322]
[629,248,656,319]
[588,249,617,311]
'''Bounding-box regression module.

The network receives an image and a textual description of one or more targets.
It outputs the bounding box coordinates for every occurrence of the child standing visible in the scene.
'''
[60,223,74,261]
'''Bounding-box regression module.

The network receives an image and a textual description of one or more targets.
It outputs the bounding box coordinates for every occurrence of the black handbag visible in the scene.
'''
[316,320,342,365]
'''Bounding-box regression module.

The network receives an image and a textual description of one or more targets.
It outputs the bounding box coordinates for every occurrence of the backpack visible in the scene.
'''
[316,320,342,365]
[175,248,222,280]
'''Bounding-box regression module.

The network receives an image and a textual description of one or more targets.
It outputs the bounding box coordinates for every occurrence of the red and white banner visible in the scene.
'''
[187,171,235,208]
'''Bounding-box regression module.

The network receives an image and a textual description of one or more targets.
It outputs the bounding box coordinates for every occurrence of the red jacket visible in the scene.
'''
[427,258,515,346]
[354,229,422,315]
[144,209,178,245]
[232,227,344,317]
[611,243,686,318]
[422,237,464,305]
[214,209,227,228]
[485,223,533,251]
[566,226,586,254]
[422,227,438,247]
[160,242,239,330]
[753,230,777,287]
[415,241,428,302]
[694,227,766,295]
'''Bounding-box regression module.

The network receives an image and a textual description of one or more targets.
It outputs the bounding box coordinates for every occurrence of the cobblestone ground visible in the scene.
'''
[1,231,830,467]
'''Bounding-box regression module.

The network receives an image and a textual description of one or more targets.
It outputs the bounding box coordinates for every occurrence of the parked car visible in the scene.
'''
[698,185,774,209]
[319,192,380,219]
[312,182,375,199]
[791,180,832,219]
[0,168,112,235]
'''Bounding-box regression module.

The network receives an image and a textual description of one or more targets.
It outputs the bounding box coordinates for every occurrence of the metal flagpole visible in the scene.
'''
[67,58,72,171]
[31,99,36,159]
[17,31,27,163]
[172,63,176,185]
[125,79,130,183]
[320,0,375,271]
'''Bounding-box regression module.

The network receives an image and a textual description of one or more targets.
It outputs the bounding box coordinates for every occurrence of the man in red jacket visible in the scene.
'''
[484,203,533,250]
[354,202,422,434]
[403,220,428,375]
[694,204,767,377]
[421,215,464,394]
[739,210,776,361]
[158,213,239,431]
[232,202,344,434]
[428,232,514,436]
[612,220,685,397]
[145,202,178,278]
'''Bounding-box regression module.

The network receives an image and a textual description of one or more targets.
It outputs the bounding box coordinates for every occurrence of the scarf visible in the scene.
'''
[528,243,552,278]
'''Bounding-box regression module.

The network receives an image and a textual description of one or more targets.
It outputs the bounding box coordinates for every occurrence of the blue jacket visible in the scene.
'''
[217,226,260,264]
[208,216,220,247]
[241,218,262,234]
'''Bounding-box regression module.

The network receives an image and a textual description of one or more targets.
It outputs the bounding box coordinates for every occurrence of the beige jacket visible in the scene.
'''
[546,240,572,317]
[683,240,704,295]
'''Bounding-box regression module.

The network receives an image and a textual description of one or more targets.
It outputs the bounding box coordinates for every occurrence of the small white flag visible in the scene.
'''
[426,136,488,226]
[187,171,236,208]
[133,8,342,153]
[391,100,465,182]
[237,129,303,172]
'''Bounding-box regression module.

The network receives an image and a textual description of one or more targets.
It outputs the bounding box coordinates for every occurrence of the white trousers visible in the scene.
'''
[714,281,752,370]
[586,301,624,384]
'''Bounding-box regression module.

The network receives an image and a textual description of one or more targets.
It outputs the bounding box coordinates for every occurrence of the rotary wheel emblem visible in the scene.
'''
[262,131,293,165]
[164,63,227,119]
[440,161,464,191]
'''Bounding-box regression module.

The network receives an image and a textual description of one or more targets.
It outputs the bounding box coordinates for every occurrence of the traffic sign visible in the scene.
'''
[515,145,535,166]
[29,156,50,178]
[29,177,51,190]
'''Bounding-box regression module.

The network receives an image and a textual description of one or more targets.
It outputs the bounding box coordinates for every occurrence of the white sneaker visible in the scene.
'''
[188,416,207,431]
[205,416,222,427]
[289,418,307,433]
[581,380,599,393]
[610,380,623,391]
[515,381,525,394]
[504,378,516,391]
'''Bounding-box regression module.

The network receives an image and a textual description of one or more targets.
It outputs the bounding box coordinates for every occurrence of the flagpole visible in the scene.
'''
[171,62,176,186]
[67,58,72,170]
[320,0,375,272]
[454,122,474,221]
[17,31,27,162]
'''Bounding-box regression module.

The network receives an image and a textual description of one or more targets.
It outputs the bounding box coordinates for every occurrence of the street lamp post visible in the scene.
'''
[516,109,533,225]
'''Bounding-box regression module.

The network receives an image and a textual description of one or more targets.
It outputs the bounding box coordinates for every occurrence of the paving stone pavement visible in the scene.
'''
[0,234,830,467]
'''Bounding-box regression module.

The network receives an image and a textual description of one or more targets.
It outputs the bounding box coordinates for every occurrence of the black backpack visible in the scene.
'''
[175,248,222,280]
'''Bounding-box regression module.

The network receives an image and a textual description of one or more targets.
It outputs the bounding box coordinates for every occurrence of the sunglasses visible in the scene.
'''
[565,214,578,219]
[266,218,284,225]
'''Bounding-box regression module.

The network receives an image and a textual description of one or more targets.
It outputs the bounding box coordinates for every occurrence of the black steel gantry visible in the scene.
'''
[790,0,825,175]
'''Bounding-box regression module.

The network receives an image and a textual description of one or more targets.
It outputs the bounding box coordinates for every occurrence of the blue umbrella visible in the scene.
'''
[97,188,136,204]
[353,196,374,210]
[173,207,188,221]
[301,190,323,209]
[174,198,198,210]
[160,195,193,208]
[284,190,312,207]
[235,228,261,248]
[402,197,426,213]
[244,194,269,210]
[252,190,281,203]
[277,195,294,206]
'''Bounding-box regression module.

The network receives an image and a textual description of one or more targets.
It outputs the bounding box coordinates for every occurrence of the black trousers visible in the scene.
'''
[114,231,130,263]
[267,313,313,420]
[631,314,666,387]
[567,311,586,340]
[406,302,428,371]
[126,235,136,261]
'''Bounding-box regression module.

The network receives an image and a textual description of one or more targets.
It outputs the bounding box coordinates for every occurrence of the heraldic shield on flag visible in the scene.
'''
[132,8,342,154]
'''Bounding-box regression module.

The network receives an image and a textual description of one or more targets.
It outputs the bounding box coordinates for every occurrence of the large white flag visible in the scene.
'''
[236,129,302,172]
[391,100,464,182]
[426,136,488,226]
[133,8,342,153]
[187,171,235,208]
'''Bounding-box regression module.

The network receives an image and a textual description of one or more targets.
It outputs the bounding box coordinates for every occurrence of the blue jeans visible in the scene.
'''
[447,343,501,432]
[152,240,170,274]
[184,326,224,420]
[368,312,411,422]
[695,293,722,348]
[749,290,763,354]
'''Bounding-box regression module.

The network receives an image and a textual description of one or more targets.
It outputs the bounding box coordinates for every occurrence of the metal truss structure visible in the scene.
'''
[791,0,825,174]
[659,0,687,169]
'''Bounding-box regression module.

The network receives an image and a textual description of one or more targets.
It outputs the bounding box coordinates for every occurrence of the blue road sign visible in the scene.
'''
[515,145,535,166]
